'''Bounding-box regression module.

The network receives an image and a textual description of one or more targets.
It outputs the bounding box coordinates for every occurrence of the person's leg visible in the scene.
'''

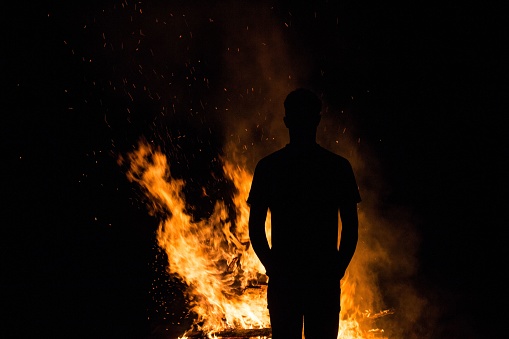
[303,307,339,339]
[302,279,341,339]
[269,307,303,339]
[267,276,303,339]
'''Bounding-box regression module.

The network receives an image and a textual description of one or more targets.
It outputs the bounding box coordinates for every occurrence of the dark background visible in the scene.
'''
[2,1,506,338]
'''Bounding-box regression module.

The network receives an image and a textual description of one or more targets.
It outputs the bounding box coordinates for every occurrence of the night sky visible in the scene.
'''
[2,1,507,338]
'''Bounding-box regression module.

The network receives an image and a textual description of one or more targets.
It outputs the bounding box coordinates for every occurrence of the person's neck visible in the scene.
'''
[288,139,317,146]
[288,128,317,145]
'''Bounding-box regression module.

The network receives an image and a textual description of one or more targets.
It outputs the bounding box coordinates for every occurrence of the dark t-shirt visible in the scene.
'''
[247,143,361,276]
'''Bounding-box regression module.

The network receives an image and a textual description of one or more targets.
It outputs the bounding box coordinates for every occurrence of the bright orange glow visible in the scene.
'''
[124,140,393,338]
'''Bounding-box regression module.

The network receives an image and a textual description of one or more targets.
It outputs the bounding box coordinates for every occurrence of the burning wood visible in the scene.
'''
[182,310,396,338]
[365,308,395,320]
[184,328,272,338]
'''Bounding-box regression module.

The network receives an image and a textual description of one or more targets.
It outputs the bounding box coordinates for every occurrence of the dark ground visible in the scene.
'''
[2,1,507,338]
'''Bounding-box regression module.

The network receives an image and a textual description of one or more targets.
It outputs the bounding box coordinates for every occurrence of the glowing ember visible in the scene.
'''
[122,140,394,338]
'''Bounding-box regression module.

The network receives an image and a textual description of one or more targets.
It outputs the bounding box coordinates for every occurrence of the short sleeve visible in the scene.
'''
[247,160,269,206]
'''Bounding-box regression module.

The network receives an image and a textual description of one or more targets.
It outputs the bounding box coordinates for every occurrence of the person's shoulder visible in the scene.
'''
[316,145,352,166]
[257,147,288,164]
[252,148,284,174]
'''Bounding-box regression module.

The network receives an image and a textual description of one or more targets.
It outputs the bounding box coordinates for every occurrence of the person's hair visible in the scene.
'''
[284,88,322,127]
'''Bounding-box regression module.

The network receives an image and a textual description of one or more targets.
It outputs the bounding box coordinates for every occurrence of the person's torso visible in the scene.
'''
[262,144,344,270]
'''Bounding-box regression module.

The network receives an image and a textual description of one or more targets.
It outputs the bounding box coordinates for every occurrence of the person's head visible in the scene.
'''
[283,88,322,130]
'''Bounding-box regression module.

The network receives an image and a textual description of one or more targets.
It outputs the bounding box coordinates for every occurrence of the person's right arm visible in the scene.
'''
[248,203,272,275]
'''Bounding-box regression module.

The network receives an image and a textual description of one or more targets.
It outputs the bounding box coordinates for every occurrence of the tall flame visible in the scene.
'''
[124,140,391,338]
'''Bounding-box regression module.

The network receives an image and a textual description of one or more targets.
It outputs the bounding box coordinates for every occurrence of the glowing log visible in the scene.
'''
[184,327,271,338]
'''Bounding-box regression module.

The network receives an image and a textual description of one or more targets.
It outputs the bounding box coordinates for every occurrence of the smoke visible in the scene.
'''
[197,4,429,335]
[71,0,433,337]
[318,120,428,337]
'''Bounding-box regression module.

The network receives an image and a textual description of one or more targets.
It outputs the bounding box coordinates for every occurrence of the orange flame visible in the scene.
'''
[124,140,391,338]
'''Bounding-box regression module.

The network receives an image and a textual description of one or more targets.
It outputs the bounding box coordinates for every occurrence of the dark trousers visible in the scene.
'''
[267,275,341,339]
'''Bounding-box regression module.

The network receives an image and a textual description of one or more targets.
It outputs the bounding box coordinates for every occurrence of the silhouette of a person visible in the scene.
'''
[248,88,361,339]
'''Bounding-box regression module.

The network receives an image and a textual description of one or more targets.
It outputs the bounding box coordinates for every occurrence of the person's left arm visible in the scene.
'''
[337,202,359,278]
